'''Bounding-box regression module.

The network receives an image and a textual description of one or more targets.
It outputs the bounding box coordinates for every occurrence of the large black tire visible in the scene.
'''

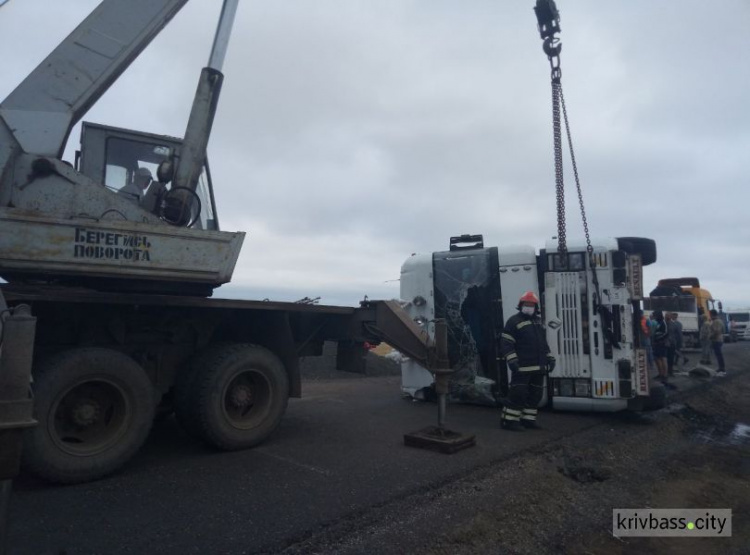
[189,344,289,451]
[173,345,227,440]
[23,348,155,484]
[616,237,657,266]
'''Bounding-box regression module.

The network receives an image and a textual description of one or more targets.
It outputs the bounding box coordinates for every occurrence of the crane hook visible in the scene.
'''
[535,1,563,81]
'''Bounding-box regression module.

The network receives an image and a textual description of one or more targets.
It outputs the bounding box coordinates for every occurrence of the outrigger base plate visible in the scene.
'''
[404,426,476,454]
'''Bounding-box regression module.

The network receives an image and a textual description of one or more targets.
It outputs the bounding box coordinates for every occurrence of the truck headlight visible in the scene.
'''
[559,379,574,397]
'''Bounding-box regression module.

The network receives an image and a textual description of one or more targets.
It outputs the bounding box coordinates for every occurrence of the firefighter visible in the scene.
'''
[500,291,555,430]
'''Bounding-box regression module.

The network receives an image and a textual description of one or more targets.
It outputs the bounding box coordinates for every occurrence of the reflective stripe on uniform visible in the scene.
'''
[522,408,538,421]
[502,333,516,343]
[516,320,532,329]
[519,365,541,371]
[506,353,518,361]
[502,406,522,422]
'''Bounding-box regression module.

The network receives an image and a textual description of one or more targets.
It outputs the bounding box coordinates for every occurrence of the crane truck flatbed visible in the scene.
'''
[1,282,436,483]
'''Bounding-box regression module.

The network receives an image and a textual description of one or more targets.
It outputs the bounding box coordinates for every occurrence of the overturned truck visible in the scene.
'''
[400,235,663,412]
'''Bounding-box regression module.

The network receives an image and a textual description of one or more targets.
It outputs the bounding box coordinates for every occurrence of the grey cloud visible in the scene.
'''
[1,0,748,308]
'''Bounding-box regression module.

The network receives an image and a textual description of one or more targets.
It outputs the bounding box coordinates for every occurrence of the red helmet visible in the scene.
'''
[518,291,539,305]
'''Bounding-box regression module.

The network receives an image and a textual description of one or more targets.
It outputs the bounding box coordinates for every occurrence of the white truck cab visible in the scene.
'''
[400,234,658,412]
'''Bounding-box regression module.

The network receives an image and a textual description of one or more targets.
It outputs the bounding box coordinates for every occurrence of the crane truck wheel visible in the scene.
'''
[23,348,155,484]
[174,342,234,440]
[191,344,289,451]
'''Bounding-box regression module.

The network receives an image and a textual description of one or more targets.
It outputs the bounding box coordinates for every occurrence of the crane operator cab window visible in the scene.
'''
[104,137,217,230]
[78,123,218,231]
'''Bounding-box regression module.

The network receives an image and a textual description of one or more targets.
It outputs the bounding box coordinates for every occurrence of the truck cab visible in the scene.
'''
[728,311,750,341]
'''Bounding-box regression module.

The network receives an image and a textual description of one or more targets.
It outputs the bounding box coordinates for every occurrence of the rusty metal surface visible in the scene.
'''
[352,300,435,369]
[0,209,244,285]
[1,285,440,360]
[0,300,37,481]
[0,283,356,315]
[403,426,476,454]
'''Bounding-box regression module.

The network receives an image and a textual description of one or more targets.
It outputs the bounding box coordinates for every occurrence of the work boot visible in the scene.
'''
[521,420,541,430]
[501,419,523,431]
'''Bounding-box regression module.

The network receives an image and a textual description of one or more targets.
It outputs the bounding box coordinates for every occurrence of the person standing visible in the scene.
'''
[699,316,713,365]
[500,291,555,430]
[640,313,656,377]
[651,310,669,384]
[666,312,678,376]
[709,309,726,375]
[671,313,687,366]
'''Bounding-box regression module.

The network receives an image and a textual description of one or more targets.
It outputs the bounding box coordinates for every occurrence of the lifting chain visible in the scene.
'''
[535,0,593,263]
[536,0,601,306]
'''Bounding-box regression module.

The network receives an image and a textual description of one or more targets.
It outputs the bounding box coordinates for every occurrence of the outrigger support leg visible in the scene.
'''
[403,320,476,454]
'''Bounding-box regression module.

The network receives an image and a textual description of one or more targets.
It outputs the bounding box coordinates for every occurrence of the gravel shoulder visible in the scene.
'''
[282,344,750,555]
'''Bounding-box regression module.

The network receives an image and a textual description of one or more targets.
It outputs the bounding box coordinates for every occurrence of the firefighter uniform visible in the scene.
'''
[500,292,555,429]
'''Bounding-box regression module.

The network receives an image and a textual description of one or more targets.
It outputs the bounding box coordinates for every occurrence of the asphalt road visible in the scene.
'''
[7,343,748,555]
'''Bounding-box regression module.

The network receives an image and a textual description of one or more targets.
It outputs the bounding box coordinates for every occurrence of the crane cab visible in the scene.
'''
[77,122,219,231]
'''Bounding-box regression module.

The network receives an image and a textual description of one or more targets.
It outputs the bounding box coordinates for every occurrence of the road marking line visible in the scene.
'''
[256,450,331,476]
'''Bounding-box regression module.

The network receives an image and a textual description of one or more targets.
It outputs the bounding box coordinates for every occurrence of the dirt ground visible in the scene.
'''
[426,368,750,555]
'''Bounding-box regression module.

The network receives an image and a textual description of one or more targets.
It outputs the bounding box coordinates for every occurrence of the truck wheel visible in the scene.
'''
[174,343,232,440]
[616,237,657,265]
[192,344,289,450]
[23,348,155,484]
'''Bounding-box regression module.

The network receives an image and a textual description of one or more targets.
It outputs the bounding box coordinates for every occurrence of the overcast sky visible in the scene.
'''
[1,0,748,309]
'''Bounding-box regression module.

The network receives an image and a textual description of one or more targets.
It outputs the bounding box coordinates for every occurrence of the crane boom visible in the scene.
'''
[0,0,189,158]
[0,0,245,293]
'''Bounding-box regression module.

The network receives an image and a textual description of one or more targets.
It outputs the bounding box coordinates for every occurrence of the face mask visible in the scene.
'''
[521,306,535,316]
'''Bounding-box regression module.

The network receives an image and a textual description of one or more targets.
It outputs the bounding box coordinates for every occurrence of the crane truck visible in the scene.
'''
[400,234,662,412]
[0,0,441,484]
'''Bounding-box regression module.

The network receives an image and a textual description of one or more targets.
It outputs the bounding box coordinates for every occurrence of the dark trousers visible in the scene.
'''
[712,342,725,371]
[502,371,545,423]
[667,346,676,375]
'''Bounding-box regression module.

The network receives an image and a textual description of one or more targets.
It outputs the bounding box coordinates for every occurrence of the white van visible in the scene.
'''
[728,311,750,341]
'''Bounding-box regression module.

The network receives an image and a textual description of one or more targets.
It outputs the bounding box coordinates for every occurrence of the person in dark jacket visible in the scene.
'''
[651,310,669,383]
[500,291,555,430]
[666,312,679,376]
